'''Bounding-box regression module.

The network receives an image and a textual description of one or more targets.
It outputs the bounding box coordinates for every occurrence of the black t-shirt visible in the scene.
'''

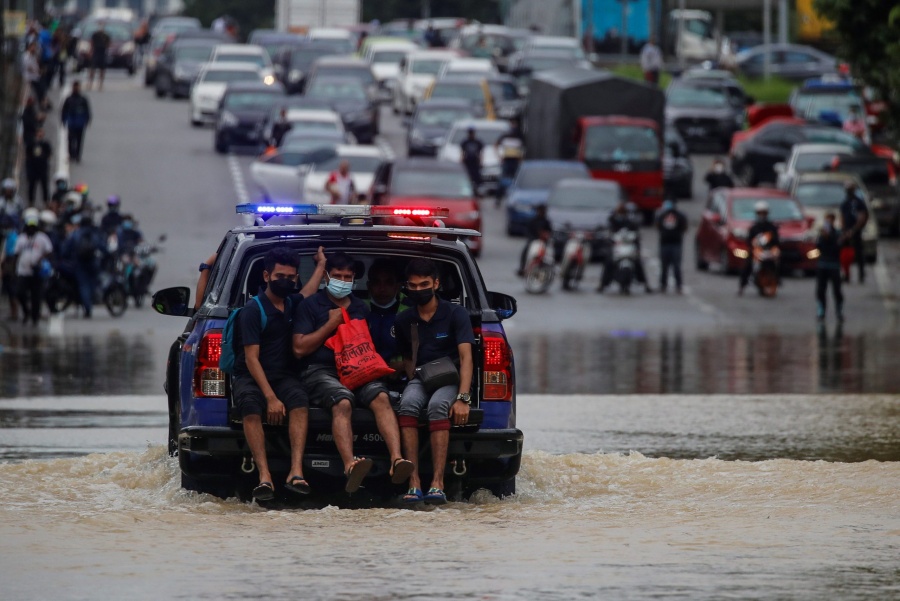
[816,226,842,265]
[460,138,484,165]
[293,289,369,369]
[705,172,734,189]
[840,194,868,233]
[748,220,780,247]
[395,299,475,366]
[91,30,110,55]
[234,288,300,380]
[656,208,687,245]
[366,299,409,363]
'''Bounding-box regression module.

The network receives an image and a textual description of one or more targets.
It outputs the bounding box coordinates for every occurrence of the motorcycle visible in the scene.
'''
[609,228,640,294]
[45,264,128,317]
[523,234,555,294]
[560,230,592,291]
[751,232,780,297]
[123,235,165,307]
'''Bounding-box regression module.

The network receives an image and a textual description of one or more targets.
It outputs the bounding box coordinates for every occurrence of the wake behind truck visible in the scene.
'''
[524,68,667,221]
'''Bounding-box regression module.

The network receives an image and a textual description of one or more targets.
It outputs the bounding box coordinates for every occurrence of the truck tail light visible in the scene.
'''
[194,330,225,397]
[482,331,512,401]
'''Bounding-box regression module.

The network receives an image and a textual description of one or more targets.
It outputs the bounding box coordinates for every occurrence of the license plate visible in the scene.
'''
[686,127,706,137]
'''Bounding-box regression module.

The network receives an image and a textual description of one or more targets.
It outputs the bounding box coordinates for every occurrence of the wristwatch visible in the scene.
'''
[456,392,471,405]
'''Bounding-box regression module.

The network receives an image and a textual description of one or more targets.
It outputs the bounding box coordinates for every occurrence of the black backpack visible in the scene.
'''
[76,230,97,261]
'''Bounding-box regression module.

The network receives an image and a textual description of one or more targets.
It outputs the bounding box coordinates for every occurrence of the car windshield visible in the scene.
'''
[548,186,620,209]
[84,22,132,40]
[312,39,353,54]
[315,155,382,173]
[224,92,280,110]
[216,53,267,67]
[488,81,519,100]
[803,128,866,150]
[795,92,864,121]
[668,86,729,108]
[288,119,340,131]
[175,45,214,61]
[449,126,507,145]
[732,199,803,220]
[583,125,660,162]
[306,80,367,100]
[372,50,407,64]
[291,48,331,68]
[314,66,373,84]
[392,170,474,197]
[202,70,260,83]
[282,137,341,152]
[416,108,471,127]
[794,183,847,208]
[523,56,571,71]
[836,160,891,186]
[517,166,587,190]
[795,151,843,172]
[532,43,583,59]
[430,83,484,101]
[411,59,445,75]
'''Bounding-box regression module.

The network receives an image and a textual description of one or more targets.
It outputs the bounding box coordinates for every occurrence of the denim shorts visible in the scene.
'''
[301,366,388,410]
[233,375,309,418]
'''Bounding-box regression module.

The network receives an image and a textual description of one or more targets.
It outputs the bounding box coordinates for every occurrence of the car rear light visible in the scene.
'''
[194,330,225,397]
[482,331,512,401]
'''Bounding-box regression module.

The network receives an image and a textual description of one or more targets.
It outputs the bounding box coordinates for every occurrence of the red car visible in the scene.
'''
[370,158,483,256]
[695,188,816,274]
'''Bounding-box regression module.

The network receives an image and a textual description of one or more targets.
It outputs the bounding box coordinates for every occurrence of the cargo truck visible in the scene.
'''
[275,0,360,33]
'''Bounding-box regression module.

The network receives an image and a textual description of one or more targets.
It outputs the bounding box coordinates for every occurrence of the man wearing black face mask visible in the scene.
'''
[393,258,475,505]
[233,246,326,502]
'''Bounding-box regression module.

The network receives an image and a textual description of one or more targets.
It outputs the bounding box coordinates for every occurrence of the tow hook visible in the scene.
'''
[240,455,255,474]
[452,459,467,477]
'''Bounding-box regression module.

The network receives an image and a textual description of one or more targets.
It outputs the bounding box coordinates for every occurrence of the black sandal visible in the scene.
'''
[252,481,274,501]
[284,475,311,496]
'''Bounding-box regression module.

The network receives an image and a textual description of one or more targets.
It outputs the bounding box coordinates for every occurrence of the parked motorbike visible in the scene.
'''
[608,228,640,294]
[523,235,555,294]
[45,265,128,317]
[751,231,780,297]
[560,230,592,291]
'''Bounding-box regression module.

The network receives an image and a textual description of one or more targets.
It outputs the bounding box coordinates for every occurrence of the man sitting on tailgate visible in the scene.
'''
[292,252,413,492]
[233,246,326,502]
[365,258,409,376]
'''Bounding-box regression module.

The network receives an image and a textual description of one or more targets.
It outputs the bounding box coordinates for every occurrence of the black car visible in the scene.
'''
[508,50,592,95]
[730,122,869,186]
[831,154,900,235]
[665,79,748,152]
[272,42,340,94]
[303,76,379,143]
[406,98,479,157]
[247,29,306,61]
[151,205,522,502]
[664,126,694,199]
[214,81,286,153]
[485,74,525,121]
[154,34,226,98]
[304,55,377,94]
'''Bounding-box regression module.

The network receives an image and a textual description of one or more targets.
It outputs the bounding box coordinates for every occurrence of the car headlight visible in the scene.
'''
[732,248,749,259]
[730,227,748,239]
[807,249,821,260]
[288,69,303,83]
[121,41,135,54]
[263,74,275,86]
[220,111,239,127]
[871,197,885,209]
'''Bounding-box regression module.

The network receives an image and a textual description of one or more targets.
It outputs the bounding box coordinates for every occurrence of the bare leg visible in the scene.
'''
[430,429,450,491]
[370,393,403,463]
[331,398,357,473]
[400,427,421,490]
[287,408,308,479]
[242,415,271,485]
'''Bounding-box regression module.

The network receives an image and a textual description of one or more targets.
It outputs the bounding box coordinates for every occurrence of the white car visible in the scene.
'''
[438,57,496,79]
[210,44,275,82]
[393,49,460,115]
[283,108,349,140]
[437,119,511,193]
[522,35,586,60]
[303,145,387,204]
[250,144,339,202]
[774,143,854,191]
[190,62,263,126]
[364,40,419,91]
[308,27,355,54]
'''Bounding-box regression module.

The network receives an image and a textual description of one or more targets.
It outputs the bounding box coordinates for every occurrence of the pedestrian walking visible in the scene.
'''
[20,96,43,149]
[460,127,484,196]
[62,214,103,318]
[61,81,91,163]
[23,43,47,109]
[815,212,844,322]
[13,211,54,325]
[25,128,52,207]
[839,181,869,284]
[640,36,663,87]
[88,22,111,91]
[704,157,734,191]
[655,199,688,293]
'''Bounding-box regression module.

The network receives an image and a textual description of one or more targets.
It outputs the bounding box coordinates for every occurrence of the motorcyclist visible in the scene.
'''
[115,214,144,259]
[738,201,781,296]
[598,201,652,293]
[100,195,124,236]
[704,157,734,191]
[516,204,553,277]
[50,173,69,211]
[61,213,103,318]
[495,117,524,206]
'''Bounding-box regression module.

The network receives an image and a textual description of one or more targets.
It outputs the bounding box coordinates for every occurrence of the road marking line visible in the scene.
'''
[874,252,898,324]
[375,136,395,160]
[227,153,255,226]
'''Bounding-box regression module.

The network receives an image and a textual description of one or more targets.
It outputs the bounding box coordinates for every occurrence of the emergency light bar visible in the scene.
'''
[236,203,450,219]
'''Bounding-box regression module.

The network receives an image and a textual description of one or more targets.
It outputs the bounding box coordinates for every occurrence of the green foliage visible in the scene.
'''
[182,0,275,41]
[814,0,900,137]
[611,64,794,104]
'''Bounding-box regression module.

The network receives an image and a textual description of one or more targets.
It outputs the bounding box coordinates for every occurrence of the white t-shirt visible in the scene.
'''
[326,171,355,205]
[14,231,53,276]
[640,43,663,72]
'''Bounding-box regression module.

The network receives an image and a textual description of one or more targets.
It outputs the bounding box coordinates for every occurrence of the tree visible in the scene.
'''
[814,0,900,137]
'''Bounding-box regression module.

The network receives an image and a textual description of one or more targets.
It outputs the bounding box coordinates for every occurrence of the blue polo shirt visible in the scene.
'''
[365,298,410,363]
[234,287,300,380]
[293,288,369,369]
[394,298,475,366]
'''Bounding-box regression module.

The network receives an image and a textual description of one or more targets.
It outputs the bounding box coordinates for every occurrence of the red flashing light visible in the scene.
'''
[482,331,512,401]
[371,206,450,218]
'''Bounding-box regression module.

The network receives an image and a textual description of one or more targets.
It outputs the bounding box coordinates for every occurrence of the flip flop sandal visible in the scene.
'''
[252,481,274,502]
[284,475,311,496]
[390,458,415,484]
[402,487,424,504]
[424,487,447,506]
[344,457,373,493]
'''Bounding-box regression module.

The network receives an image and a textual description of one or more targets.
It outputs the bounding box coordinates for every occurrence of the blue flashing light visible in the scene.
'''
[236,203,320,215]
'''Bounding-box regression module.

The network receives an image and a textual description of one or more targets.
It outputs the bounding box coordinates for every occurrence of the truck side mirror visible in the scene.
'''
[152,286,194,317]
[487,291,517,320]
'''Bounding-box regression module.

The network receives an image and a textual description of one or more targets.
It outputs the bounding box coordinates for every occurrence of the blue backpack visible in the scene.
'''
[219,296,291,374]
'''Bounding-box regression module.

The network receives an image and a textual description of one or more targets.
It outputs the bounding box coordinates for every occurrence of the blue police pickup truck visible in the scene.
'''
[153,204,523,503]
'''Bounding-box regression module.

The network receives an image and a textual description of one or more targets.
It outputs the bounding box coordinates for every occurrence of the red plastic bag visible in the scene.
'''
[840,246,855,274]
[325,308,394,390]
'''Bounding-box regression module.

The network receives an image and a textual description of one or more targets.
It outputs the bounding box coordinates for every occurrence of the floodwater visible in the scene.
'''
[1,331,898,599]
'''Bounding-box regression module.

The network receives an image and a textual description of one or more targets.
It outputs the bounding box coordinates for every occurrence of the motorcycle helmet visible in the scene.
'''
[73,182,89,203]
[1,178,16,192]
[40,210,57,227]
[754,201,769,213]
[65,190,84,209]
[54,173,68,190]
[107,194,121,206]
[23,207,40,226]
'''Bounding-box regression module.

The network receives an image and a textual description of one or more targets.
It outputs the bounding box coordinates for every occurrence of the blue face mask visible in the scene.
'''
[326,275,353,299]
[123,220,133,230]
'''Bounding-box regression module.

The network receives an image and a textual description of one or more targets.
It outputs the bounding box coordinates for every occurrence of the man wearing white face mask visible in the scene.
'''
[292,252,413,493]
[704,157,734,192]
